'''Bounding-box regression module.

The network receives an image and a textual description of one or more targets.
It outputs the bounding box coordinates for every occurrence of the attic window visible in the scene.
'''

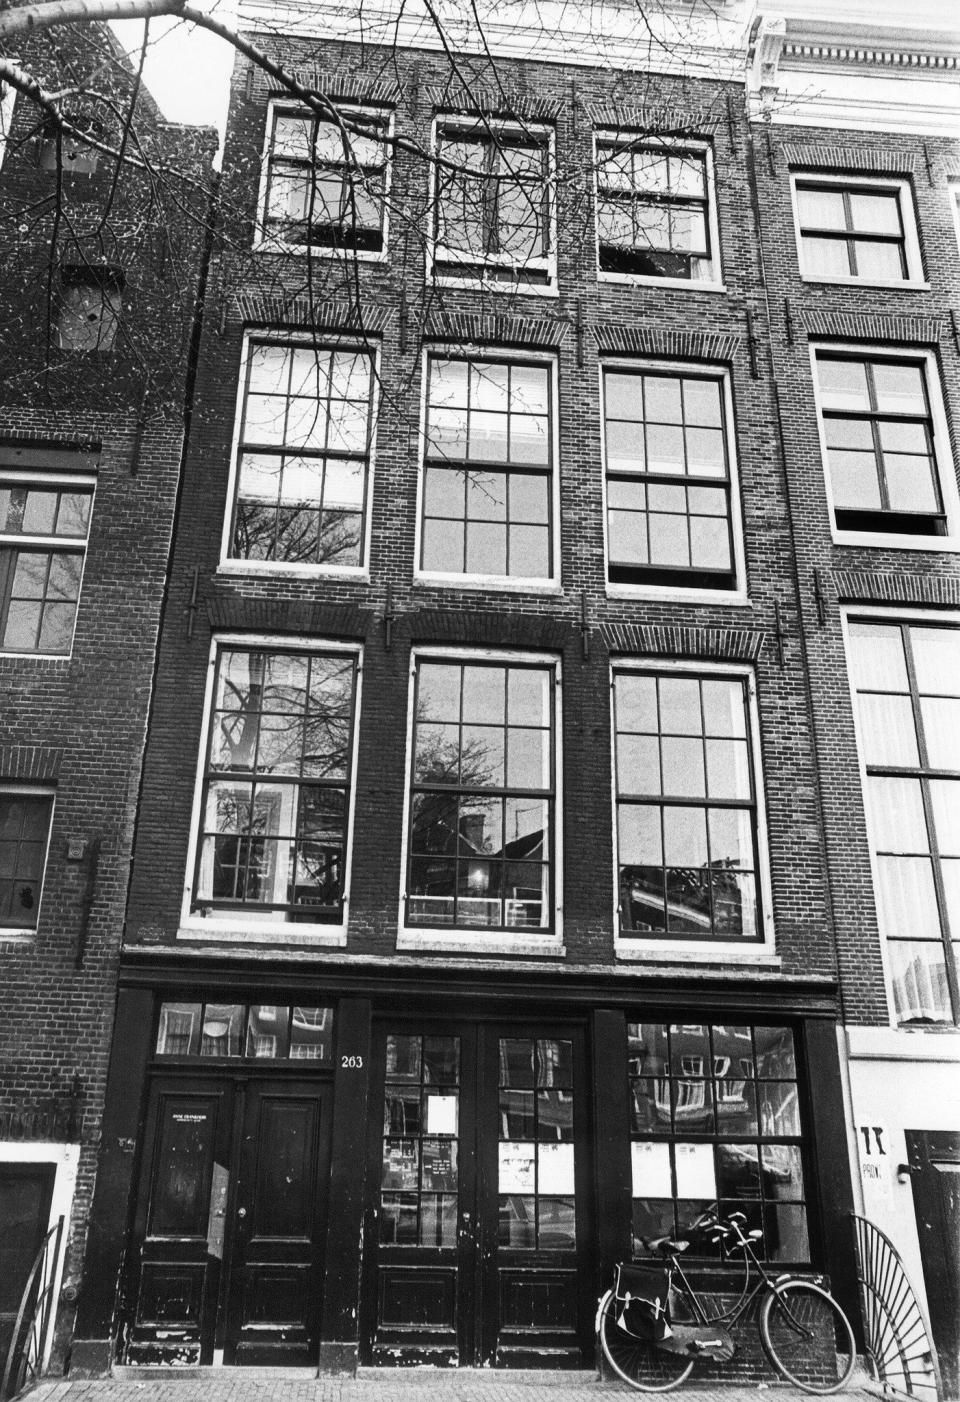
[56,267,122,352]
[39,114,103,174]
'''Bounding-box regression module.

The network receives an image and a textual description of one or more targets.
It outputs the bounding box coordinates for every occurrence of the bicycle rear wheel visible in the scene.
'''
[760,1280,856,1395]
[597,1289,695,1392]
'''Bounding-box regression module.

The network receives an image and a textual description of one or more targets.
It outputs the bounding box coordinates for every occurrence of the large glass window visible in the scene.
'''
[261,103,389,251]
[406,656,555,932]
[192,646,358,924]
[498,1036,575,1250]
[433,121,553,284]
[603,368,735,589]
[380,1033,460,1247]
[596,138,717,282]
[847,618,960,1024]
[0,473,93,654]
[613,670,761,942]
[421,356,552,579]
[229,340,373,568]
[814,352,947,538]
[0,792,53,930]
[795,178,917,282]
[628,1022,808,1262]
[156,1001,334,1060]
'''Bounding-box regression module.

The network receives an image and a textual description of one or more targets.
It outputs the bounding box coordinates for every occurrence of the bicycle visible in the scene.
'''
[595,1209,856,1395]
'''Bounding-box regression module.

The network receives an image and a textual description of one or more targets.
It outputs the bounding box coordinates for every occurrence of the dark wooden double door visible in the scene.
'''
[362,1020,591,1368]
[125,1075,330,1366]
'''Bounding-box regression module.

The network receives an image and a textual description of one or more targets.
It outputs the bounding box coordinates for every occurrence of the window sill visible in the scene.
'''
[598,271,726,294]
[0,928,36,943]
[799,273,929,291]
[397,930,564,957]
[0,650,73,662]
[414,572,562,595]
[845,1023,960,1061]
[831,529,960,553]
[251,236,388,263]
[614,938,779,967]
[176,920,347,948]
[429,273,558,298]
[216,560,370,581]
[605,582,750,607]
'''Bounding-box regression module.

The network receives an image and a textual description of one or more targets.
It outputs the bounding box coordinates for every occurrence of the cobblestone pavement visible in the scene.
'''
[28,1371,879,1402]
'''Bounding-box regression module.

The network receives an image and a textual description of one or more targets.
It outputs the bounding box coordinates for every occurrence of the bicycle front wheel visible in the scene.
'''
[597,1289,695,1392]
[760,1280,856,1395]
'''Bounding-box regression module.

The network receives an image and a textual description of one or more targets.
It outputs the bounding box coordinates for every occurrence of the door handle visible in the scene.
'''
[459,1211,472,1239]
[237,1206,247,1218]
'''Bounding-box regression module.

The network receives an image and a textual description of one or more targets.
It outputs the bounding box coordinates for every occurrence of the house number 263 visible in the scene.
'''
[341,1054,364,1069]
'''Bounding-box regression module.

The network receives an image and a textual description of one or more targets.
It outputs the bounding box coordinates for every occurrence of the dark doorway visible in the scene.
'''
[0,1164,56,1375]
[361,1021,591,1367]
[906,1130,960,1399]
[124,1076,330,1365]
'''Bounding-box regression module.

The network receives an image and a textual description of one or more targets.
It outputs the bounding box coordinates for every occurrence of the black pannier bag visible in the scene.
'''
[613,1262,675,1342]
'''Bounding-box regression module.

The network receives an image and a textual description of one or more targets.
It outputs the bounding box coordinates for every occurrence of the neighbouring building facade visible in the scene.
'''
[0,25,215,1374]
[68,0,959,1388]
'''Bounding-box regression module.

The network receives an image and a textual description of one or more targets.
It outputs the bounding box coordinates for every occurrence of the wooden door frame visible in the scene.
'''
[906,1129,960,1400]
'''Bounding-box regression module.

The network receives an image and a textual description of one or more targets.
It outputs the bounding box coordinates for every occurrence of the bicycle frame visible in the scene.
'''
[655,1233,824,1331]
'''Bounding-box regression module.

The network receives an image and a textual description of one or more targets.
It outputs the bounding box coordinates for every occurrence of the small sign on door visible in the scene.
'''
[857,1121,891,1200]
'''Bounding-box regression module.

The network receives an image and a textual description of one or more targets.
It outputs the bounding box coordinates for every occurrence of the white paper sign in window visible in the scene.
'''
[631,1140,672,1197]
[425,1093,458,1136]
[675,1141,716,1199]
[537,1142,574,1194]
[499,1140,535,1192]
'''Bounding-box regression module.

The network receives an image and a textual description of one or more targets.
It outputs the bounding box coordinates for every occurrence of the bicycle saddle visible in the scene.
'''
[644,1235,690,1254]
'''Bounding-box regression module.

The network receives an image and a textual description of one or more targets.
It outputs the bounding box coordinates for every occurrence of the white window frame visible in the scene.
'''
[413,345,562,593]
[0,79,15,175]
[427,116,558,296]
[599,357,748,605]
[609,658,777,965]
[254,98,393,260]
[593,131,724,293]
[218,331,378,579]
[177,633,363,947]
[809,342,960,552]
[790,172,926,289]
[0,469,95,659]
[397,644,564,956]
[841,603,960,1031]
[950,182,960,267]
[0,785,55,940]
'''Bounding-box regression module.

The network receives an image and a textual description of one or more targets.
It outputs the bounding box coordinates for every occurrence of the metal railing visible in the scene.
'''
[850,1212,942,1402]
[0,1215,65,1402]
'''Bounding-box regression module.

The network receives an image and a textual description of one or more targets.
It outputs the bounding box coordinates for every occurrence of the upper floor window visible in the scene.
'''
[432,119,554,287]
[226,338,374,571]
[603,365,740,592]
[847,617,960,1025]
[793,174,922,284]
[420,355,554,582]
[260,102,390,253]
[0,464,94,655]
[0,790,53,932]
[56,267,121,351]
[596,136,719,285]
[191,644,359,927]
[812,349,957,544]
[613,668,764,946]
[405,655,557,934]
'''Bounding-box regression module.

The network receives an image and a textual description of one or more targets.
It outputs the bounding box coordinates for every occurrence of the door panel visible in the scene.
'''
[224,1082,329,1364]
[0,1165,55,1369]
[127,1082,232,1365]
[906,1130,960,1400]
[362,1022,590,1368]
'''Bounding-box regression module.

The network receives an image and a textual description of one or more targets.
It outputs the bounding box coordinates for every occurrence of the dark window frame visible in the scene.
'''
[420,353,555,580]
[0,469,94,655]
[596,137,716,282]
[815,350,946,537]
[261,101,390,252]
[602,364,737,591]
[0,790,54,931]
[191,644,360,925]
[56,265,122,353]
[795,177,913,281]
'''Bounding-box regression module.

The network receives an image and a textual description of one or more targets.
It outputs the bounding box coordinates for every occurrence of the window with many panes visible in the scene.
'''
[227,339,374,569]
[596,137,718,283]
[628,1022,807,1261]
[0,469,93,654]
[498,1036,575,1249]
[603,366,737,590]
[405,655,556,933]
[0,791,53,931]
[156,1001,334,1060]
[794,176,920,283]
[613,669,762,943]
[380,1032,460,1247]
[260,102,389,252]
[813,351,952,539]
[421,356,553,580]
[192,645,358,925]
[433,120,553,285]
[847,618,960,1025]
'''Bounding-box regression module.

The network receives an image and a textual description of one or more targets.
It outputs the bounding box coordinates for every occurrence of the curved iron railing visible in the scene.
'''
[850,1212,942,1402]
[0,1215,64,1402]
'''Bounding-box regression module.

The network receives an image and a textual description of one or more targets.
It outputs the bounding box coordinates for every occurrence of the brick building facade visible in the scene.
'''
[70,0,959,1389]
[0,25,214,1373]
